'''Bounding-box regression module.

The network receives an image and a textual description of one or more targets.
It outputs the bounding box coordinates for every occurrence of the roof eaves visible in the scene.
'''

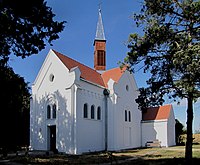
[141,119,168,123]
[80,77,106,89]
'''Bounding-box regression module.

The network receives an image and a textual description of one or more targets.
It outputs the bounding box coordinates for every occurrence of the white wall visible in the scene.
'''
[107,71,141,150]
[167,110,176,146]
[30,50,77,153]
[142,120,168,147]
[75,80,105,154]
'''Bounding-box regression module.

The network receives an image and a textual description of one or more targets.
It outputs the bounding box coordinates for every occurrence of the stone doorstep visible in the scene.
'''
[146,140,161,148]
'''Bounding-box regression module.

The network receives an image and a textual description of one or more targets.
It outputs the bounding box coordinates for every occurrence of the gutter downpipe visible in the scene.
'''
[103,89,110,151]
[71,84,76,154]
[66,84,78,154]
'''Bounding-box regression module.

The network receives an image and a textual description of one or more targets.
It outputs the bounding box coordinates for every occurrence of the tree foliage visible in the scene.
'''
[175,119,185,145]
[125,0,200,108]
[0,0,66,64]
[123,0,200,162]
[0,65,30,151]
[0,0,66,153]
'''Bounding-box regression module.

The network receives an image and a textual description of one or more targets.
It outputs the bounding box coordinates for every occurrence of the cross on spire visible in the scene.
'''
[95,3,106,41]
[98,1,102,12]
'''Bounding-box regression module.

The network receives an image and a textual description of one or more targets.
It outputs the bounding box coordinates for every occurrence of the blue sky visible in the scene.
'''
[9,0,200,132]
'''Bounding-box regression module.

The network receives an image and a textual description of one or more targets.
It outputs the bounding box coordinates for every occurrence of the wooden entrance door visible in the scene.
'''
[49,125,56,151]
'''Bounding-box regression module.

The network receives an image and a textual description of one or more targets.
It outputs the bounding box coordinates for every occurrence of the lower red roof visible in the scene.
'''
[142,104,172,121]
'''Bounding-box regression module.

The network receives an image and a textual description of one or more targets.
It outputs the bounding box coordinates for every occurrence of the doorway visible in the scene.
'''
[48,125,56,151]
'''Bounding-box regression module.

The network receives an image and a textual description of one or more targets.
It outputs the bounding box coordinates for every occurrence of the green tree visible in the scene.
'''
[0,0,65,154]
[0,0,66,64]
[0,65,30,154]
[123,0,200,163]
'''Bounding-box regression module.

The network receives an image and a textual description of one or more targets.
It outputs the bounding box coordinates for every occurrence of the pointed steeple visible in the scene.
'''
[95,8,106,41]
[94,7,106,71]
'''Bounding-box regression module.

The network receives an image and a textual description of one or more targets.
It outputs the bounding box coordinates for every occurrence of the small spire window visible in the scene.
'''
[97,50,105,66]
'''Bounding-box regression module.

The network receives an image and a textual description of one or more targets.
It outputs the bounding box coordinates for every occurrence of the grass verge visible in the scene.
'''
[1,144,200,164]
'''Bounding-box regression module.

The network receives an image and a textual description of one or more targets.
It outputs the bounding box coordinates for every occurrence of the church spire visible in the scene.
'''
[94,6,106,71]
[95,8,106,41]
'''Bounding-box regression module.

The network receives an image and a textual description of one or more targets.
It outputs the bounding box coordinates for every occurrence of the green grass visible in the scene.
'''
[2,144,200,165]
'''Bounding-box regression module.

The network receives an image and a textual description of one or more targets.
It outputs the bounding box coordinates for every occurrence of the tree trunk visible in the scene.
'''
[185,95,193,163]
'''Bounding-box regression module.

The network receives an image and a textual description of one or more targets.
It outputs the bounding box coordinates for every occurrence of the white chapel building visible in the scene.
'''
[30,9,175,154]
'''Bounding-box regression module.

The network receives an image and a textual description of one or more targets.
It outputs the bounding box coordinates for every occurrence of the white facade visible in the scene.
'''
[30,49,142,154]
[30,50,78,153]
[106,72,141,151]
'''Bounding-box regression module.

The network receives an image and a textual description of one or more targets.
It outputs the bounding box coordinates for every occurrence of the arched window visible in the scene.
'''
[97,106,101,120]
[128,111,131,122]
[125,110,127,122]
[47,105,51,119]
[83,103,88,118]
[91,105,95,119]
[53,104,56,119]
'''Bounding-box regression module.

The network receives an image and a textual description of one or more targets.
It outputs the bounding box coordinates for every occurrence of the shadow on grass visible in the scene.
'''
[1,151,200,165]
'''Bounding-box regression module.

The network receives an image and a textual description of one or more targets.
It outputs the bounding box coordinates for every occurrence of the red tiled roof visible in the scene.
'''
[142,104,172,121]
[52,49,105,87]
[101,67,126,87]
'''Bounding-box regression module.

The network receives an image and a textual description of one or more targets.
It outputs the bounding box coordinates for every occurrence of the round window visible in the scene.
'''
[126,85,129,91]
[49,74,54,82]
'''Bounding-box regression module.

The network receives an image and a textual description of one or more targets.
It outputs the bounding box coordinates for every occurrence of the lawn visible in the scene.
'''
[1,134,200,165]
[0,144,199,165]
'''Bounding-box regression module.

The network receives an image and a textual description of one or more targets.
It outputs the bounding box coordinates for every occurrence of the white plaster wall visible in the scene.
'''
[30,50,143,154]
[142,120,168,147]
[30,50,76,153]
[75,80,105,154]
[108,71,141,150]
[167,110,176,146]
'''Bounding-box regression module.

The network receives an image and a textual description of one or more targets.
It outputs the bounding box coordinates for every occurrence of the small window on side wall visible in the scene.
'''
[97,106,101,120]
[128,111,131,122]
[83,103,88,118]
[125,110,127,122]
[91,105,95,119]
